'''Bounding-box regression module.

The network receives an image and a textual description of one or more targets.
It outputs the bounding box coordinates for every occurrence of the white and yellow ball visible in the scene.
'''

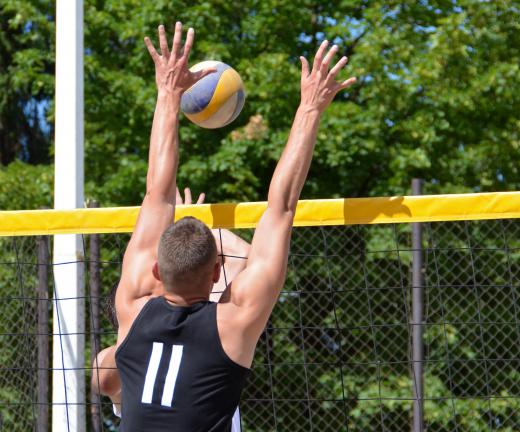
[181,61,245,129]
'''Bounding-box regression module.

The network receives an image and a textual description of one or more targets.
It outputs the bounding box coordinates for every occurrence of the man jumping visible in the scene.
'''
[113,21,355,431]
[91,187,250,425]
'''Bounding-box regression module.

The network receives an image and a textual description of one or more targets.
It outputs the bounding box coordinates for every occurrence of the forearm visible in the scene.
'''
[268,105,321,213]
[146,91,181,201]
[213,229,250,284]
[213,229,250,261]
[211,229,250,301]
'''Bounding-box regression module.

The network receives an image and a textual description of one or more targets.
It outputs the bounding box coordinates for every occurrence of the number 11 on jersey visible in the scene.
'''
[141,342,184,407]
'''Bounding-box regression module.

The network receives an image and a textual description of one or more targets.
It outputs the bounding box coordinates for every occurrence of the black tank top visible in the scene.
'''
[115,297,250,431]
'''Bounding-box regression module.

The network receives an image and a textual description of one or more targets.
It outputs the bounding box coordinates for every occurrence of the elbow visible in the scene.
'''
[143,188,175,205]
[266,191,297,217]
[91,348,120,397]
[92,370,119,397]
[266,203,296,221]
[90,368,103,395]
[267,178,299,216]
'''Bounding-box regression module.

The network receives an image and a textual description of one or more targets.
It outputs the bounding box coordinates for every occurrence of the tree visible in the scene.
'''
[1,1,520,431]
[1,0,519,209]
[0,0,54,167]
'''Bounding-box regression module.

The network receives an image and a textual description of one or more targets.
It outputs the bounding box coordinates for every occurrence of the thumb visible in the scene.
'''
[196,192,206,204]
[192,67,217,83]
[338,76,357,91]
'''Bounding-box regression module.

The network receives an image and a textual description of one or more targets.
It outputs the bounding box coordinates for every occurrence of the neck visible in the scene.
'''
[163,291,209,306]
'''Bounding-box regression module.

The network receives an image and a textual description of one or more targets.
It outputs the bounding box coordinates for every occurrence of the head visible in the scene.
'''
[155,217,220,297]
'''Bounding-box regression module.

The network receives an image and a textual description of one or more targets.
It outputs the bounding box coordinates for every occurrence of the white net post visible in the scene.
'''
[53,1,85,431]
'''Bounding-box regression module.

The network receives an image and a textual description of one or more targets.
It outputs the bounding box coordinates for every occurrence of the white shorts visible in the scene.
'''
[231,407,242,432]
[113,403,121,418]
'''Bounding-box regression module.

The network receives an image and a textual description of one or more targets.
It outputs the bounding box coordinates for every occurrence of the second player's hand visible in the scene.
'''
[144,22,216,98]
[176,187,205,205]
[299,40,357,113]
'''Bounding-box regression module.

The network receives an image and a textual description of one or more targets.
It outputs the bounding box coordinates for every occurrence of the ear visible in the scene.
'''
[152,262,161,281]
[212,262,221,284]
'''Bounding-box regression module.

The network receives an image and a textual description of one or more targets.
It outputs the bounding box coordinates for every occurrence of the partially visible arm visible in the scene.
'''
[219,41,356,366]
[118,92,179,304]
[211,229,250,302]
[91,346,121,401]
[223,105,322,329]
[174,187,251,302]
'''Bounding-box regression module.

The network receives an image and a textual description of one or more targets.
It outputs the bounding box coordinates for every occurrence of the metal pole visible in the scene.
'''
[53,1,85,431]
[411,178,424,432]
[37,235,49,432]
[89,201,102,432]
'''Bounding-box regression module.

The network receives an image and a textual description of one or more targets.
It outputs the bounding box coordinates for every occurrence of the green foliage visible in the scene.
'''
[0,0,54,165]
[1,1,520,430]
[1,0,519,208]
[0,160,52,209]
[0,235,42,431]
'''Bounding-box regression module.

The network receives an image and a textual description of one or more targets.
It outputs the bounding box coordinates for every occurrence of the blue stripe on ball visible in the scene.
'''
[222,88,245,126]
[181,63,230,114]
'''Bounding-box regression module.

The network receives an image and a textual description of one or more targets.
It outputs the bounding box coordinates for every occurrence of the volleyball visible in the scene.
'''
[181,61,245,129]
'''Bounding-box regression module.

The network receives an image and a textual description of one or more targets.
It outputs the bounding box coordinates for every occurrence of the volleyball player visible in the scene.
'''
[91,187,250,426]
[112,21,355,431]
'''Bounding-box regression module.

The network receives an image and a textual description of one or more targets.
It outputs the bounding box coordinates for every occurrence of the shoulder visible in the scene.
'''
[116,275,162,323]
[115,292,158,349]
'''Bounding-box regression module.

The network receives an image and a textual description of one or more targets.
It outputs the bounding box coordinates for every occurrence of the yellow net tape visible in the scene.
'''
[0,192,519,236]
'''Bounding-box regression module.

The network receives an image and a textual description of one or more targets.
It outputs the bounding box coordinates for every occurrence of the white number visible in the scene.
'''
[161,345,183,407]
[141,342,184,407]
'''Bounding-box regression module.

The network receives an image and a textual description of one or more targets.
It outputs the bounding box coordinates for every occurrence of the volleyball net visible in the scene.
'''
[1,192,519,431]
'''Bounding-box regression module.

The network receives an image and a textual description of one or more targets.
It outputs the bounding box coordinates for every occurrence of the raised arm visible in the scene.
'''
[211,228,250,302]
[220,41,356,366]
[116,23,215,330]
[91,346,121,403]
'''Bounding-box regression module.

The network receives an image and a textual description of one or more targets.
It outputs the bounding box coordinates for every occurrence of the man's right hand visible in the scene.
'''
[144,22,216,98]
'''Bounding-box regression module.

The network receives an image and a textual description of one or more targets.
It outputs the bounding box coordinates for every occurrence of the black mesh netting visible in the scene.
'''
[1,219,519,431]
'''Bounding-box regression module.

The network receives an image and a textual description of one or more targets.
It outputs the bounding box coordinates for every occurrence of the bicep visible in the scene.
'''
[119,193,174,302]
[247,208,293,291]
[124,193,174,262]
[224,208,294,333]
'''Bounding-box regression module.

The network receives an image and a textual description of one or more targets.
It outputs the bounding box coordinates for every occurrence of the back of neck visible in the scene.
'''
[163,292,209,306]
